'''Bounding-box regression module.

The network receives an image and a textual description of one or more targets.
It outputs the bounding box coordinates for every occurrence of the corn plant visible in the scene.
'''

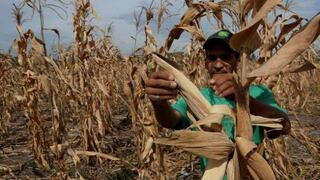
[131,0,320,179]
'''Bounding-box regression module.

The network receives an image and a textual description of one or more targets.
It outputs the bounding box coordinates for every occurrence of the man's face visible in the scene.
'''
[205,45,238,76]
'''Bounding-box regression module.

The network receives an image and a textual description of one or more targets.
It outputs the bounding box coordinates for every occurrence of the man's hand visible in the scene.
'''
[208,73,236,97]
[145,71,178,102]
[145,71,181,129]
[266,117,291,139]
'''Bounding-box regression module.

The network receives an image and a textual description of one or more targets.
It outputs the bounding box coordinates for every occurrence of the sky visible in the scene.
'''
[0,0,319,55]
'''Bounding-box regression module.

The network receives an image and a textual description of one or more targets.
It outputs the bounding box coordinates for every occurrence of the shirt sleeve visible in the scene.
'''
[250,85,287,113]
[171,97,191,130]
[249,85,287,145]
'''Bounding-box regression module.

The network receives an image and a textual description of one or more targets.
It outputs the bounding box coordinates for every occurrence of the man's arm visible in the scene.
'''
[249,97,291,138]
[208,73,291,138]
[145,71,182,129]
[151,100,181,129]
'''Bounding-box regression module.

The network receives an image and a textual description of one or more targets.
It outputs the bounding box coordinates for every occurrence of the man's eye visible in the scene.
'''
[220,54,230,60]
[207,55,217,61]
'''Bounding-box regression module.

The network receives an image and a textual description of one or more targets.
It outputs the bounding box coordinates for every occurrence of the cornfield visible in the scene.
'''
[0,0,319,179]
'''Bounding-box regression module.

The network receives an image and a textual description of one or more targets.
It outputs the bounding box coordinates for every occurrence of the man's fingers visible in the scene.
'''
[218,86,235,97]
[145,87,177,96]
[148,95,175,101]
[214,81,233,95]
[145,79,177,89]
[151,71,175,81]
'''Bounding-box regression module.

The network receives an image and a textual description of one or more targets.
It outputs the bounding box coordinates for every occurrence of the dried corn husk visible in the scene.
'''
[188,113,225,129]
[154,130,234,160]
[251,115,283,129]
[189,114,283,129]
[152,53,212,120]
[226,157,235,180]
[202,158,228,180]
[236,137,276,180]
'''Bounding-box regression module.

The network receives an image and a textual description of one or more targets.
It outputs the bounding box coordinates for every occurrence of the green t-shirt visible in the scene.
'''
[171,84,286,174]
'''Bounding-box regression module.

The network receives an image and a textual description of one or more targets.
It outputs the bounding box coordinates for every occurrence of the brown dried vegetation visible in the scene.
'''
[0,0,319,179]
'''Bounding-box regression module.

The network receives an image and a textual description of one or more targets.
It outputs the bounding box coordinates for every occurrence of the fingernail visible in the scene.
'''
[213,85,217,90]
[169,75,175,81]
[209,80,215,84]
[170,82,177,88]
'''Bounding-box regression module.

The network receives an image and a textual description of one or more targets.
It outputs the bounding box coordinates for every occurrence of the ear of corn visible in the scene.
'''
[152,53,213,121]
[154,130,234,160]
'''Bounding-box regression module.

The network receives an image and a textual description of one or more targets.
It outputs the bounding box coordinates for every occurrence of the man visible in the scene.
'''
[145,30,291,173]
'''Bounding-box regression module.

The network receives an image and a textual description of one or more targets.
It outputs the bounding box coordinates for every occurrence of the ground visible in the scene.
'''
[0,109,319,179]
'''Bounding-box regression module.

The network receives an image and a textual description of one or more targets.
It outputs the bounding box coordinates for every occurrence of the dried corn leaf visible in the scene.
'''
[154,130,234,160]
[235,75,253,140]
[145,24,157,54]
[164,4,202,49]
[249,14,320,77]
[94,109,105,136]
[185,0,192,7]
[230,0,281,51]
[236,137,276,180]
[50,143,69,156]
[241,0,253,16]
[31,37,44,54]
[96,79,111,98]
[201,1,223,24]
[274,15,303,46]
[229,150,241,180]
[75,150,120,161]
[67,149,81,165]
[38,74,50,95]
[164,2,220,50]
[282,60,316,73]
[141,137,154,160]
[251,115,283,129]
[211,105,236,120]
[188,113,224,129]
[175,25,206,42]
[188,105,235,129]
[187,111,205,131]
[253,0,268,16]
[226,157,235,180]
[189,113,283,129]
[44,57,79,93]
[202,158,228,180]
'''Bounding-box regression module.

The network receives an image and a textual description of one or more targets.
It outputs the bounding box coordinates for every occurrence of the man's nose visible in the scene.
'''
[213,60,224,71]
